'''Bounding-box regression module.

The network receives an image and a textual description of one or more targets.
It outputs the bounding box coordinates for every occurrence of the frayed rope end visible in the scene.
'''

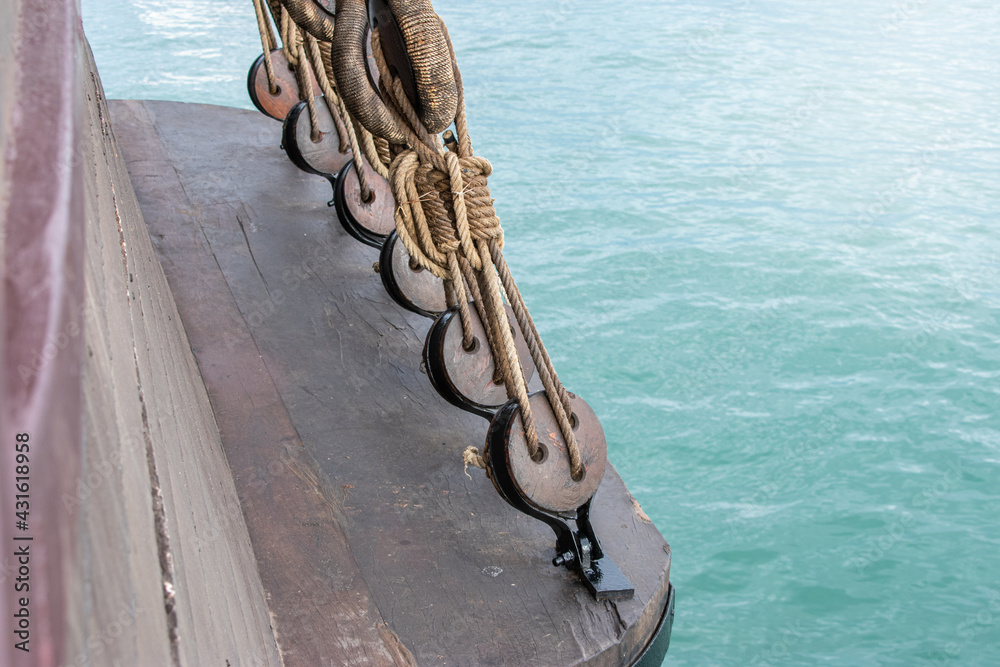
[462,446,485,479]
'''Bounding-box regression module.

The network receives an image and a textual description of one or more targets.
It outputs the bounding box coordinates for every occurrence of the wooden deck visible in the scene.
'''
[109,98,672,666]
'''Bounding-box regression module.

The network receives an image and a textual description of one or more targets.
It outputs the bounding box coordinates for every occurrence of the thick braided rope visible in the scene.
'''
[280,0,335,43]
[315,37,391,181]
[370,24,550,468]
[353,9,583,478]
[383,0,458,134]
[252,0,278,94]
[306,36,350,153]
[291,35,321,142]
[332,0,407,144]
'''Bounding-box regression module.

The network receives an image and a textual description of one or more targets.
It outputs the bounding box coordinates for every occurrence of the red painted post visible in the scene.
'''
[1,1,84,665]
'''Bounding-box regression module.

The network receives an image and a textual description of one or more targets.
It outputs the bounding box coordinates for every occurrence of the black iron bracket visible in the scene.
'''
[485,400,635,601]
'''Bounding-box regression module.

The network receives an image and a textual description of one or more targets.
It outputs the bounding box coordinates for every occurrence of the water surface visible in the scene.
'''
[84,1,1000,664]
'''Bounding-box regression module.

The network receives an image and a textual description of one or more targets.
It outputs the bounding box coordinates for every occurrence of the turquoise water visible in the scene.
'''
[83,1,1000,664]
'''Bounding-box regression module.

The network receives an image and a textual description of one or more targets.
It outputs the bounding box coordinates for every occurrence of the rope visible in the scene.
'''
[375,136,392,168]
[279,6,294,66]
[305,34,350,153]
[380,0,458,134]
[365,17,582,478]
[357,119,391,181]
[312,34,391,187]
[291,35,321,142]
[331,0,407,144]
[268,0,583,479]
[280,0,335,43]
[463,446,485,475]
[252,0,278,94]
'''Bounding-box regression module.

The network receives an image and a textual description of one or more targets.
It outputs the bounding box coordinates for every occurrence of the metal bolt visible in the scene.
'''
[552,551,575,567]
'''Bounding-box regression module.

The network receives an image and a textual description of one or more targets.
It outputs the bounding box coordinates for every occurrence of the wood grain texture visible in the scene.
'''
[503,392,607,514]
[74,41,174,667]
[111,98,672,666]
[111,99,406,667]
[70,41,283,667]
[249,49,318,121]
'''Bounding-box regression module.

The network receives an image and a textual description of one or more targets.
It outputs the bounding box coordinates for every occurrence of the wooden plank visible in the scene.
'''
[3,27,290,666]
[77,42,285,667]
[112,99,671,665]
[74,39,174,667]
[110,99,407,667]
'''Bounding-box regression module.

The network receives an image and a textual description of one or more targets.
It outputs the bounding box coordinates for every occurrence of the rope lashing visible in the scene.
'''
[355,12,583,479]
[251,0,583,479]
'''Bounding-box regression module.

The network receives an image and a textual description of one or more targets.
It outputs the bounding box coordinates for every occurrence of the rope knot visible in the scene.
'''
[391,147,503,278]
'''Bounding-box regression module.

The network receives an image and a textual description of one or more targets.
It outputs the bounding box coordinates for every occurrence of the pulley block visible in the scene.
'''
[333,158,396,248]
[378,230,448,317]
[282,99,352,178]
[247,49,319,121]
[424,304,535,418]
[485,392,634,601]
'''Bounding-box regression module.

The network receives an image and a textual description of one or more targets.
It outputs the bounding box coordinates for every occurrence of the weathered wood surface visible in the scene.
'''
[2,12,285,663]
[74,42,283,667]
[111,98,672,666]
